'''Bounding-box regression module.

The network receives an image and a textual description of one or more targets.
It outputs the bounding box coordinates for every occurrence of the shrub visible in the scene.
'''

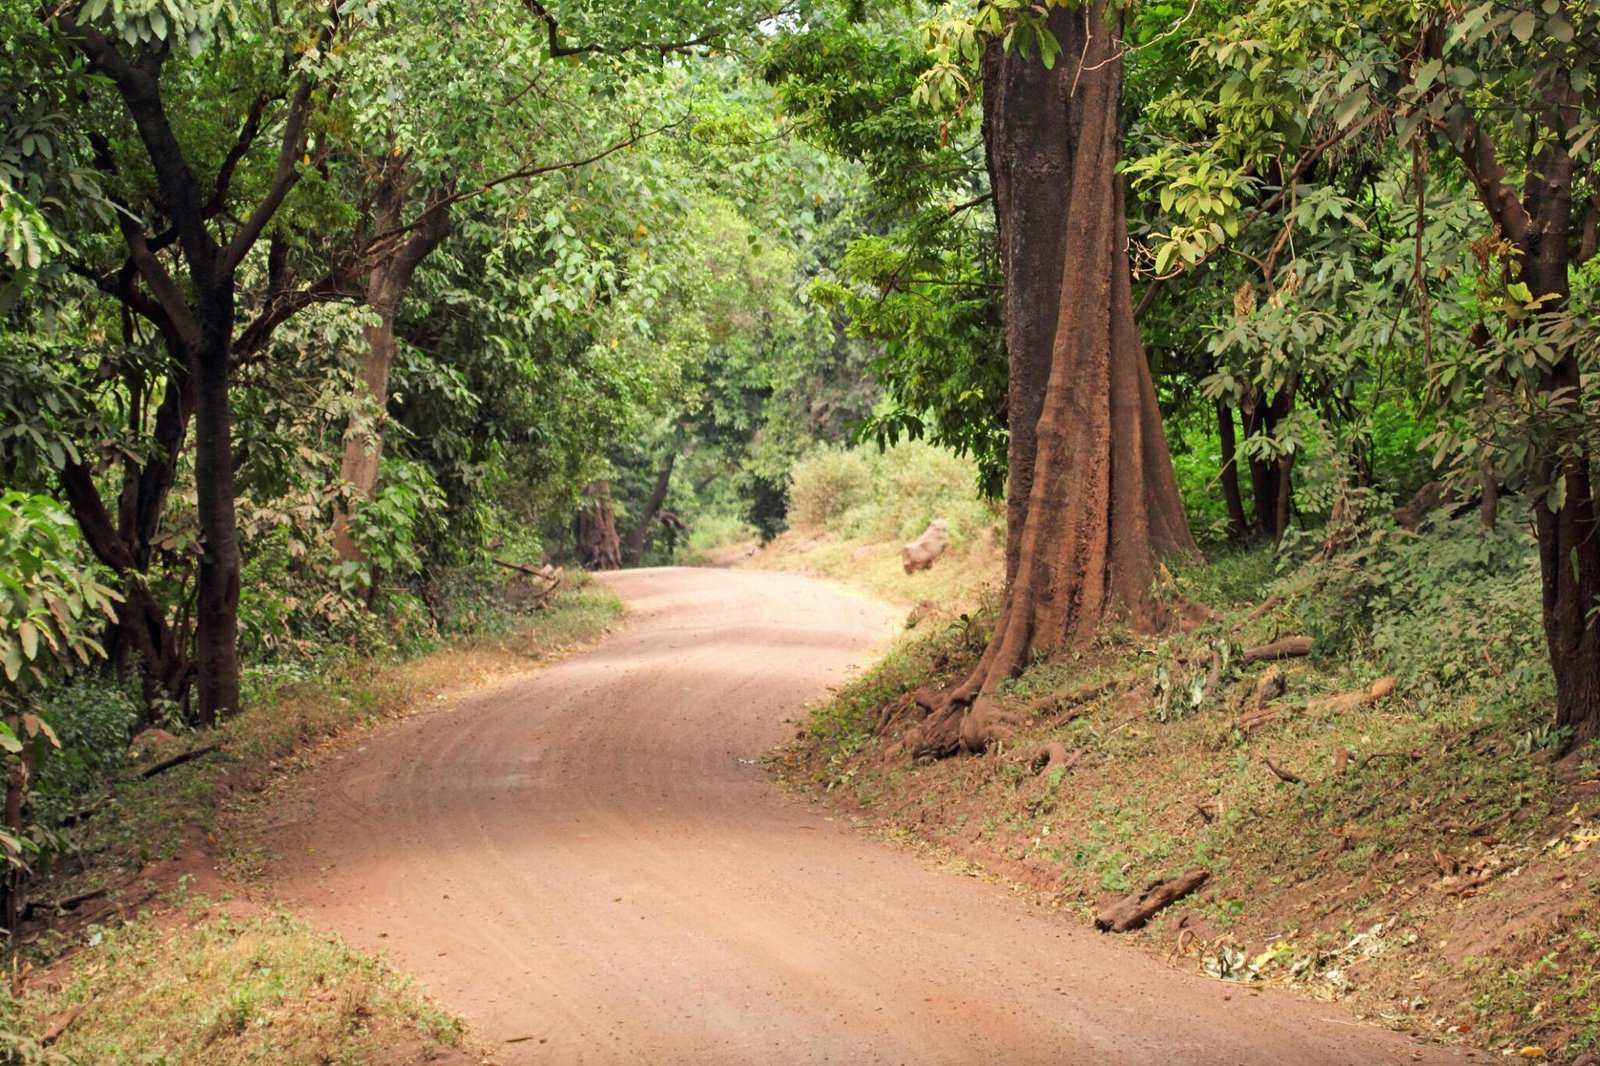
[787,447,874,529]
[1285,508,1547,710]
[788,440,1000,545]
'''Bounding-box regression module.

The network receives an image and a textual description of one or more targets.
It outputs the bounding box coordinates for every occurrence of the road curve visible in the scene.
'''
[272,567,1474,1065]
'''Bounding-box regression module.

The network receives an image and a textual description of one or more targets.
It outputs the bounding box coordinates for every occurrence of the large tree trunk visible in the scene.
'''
[982,7,1075,586]
[624,451,677,566]
[332,167,452,563]
[1217,398,1250,542]
[575,481,622,571]
[900,3,1197,757]
[192,306,242,726]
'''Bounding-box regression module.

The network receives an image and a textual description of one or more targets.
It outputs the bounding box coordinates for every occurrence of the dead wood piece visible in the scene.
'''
[136,743,222,780]
[1031,742,1071,773]
[1306,676,1397,716]
[59,800,104,829]
[493,557,555,580]
[41,1004,84,1046]
[1250,665,1286,711]
[1245,594,1283,623]
[1234,706,1284,733]
[1263,757,1303,784]
[1393,480,1460,531]
[1094,867,1210,932]
[22,887,108,921]
[1355,750,1422,771]
[1307,690,1369,716]
[1241,636,1314,664]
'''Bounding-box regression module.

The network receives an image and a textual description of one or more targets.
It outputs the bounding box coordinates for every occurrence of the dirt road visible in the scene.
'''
[273,568,1475,1065]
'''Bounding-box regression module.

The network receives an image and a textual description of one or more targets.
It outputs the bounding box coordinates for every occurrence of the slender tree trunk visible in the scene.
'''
[625,451,678,566]
[1526,235,1600,747]
[333,168,452,563]
[982,7,1075,585]
[901,3,1197,757]
[192,301,242,726]
[1240,386,1294,539]
[331,281,402,562]
[1216,398,1249,542]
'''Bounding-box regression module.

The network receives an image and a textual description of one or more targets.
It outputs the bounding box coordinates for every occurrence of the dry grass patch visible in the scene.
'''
[9,902,473,1065]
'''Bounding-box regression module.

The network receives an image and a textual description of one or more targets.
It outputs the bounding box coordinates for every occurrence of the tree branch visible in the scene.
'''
[61,12,218,272]
[220,71,318,273]
[521,0,727,58]
[367,120,676,248]
[1450,106,1532,245]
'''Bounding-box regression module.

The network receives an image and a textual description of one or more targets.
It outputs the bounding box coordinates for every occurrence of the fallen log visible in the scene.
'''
[1095,867,1210,932]
[1234,705,1284,733]
[40,1004,84,1046]
[1241,636,1314,664]
[136,743,222,780]
[493,557,556,580]
[1245,594,1283,623]
[22,887,107,921]
[1306,676,1397,716]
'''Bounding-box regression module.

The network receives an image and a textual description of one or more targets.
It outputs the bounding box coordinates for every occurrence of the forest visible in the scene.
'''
[2,0,1600,1062]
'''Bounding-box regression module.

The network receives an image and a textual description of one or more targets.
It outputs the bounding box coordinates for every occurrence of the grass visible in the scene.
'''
[9,902,470,1066]
[0,577,623,1064]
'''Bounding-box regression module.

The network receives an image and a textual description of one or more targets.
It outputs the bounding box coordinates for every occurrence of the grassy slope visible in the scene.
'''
[0,580,622,1065]
[758,522,1600,1061]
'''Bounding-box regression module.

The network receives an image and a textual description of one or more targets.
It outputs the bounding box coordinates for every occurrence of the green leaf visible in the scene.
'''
[1511,11,1537,41]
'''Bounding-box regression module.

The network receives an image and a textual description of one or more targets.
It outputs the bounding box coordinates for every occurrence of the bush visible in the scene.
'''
[788,441,1000,545]
[1285,508,1547,710]
[29,674,141,825]
[787,447,874,530]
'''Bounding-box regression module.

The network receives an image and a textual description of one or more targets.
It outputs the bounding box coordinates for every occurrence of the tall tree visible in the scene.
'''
[903,1,1198,756]
[40,1,352,723]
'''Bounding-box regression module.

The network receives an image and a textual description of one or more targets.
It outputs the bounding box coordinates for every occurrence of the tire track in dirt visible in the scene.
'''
[272,567,1477,1065]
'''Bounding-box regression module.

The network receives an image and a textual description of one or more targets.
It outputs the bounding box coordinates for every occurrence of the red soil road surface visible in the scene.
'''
[273,567,1477,1065]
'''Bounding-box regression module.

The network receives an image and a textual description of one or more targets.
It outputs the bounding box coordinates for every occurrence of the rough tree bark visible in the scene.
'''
[575,481,623,571]
[981,6,1075,585]
[332,161,454,562]
[624,451,678,566]
[899,3,1198,757]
